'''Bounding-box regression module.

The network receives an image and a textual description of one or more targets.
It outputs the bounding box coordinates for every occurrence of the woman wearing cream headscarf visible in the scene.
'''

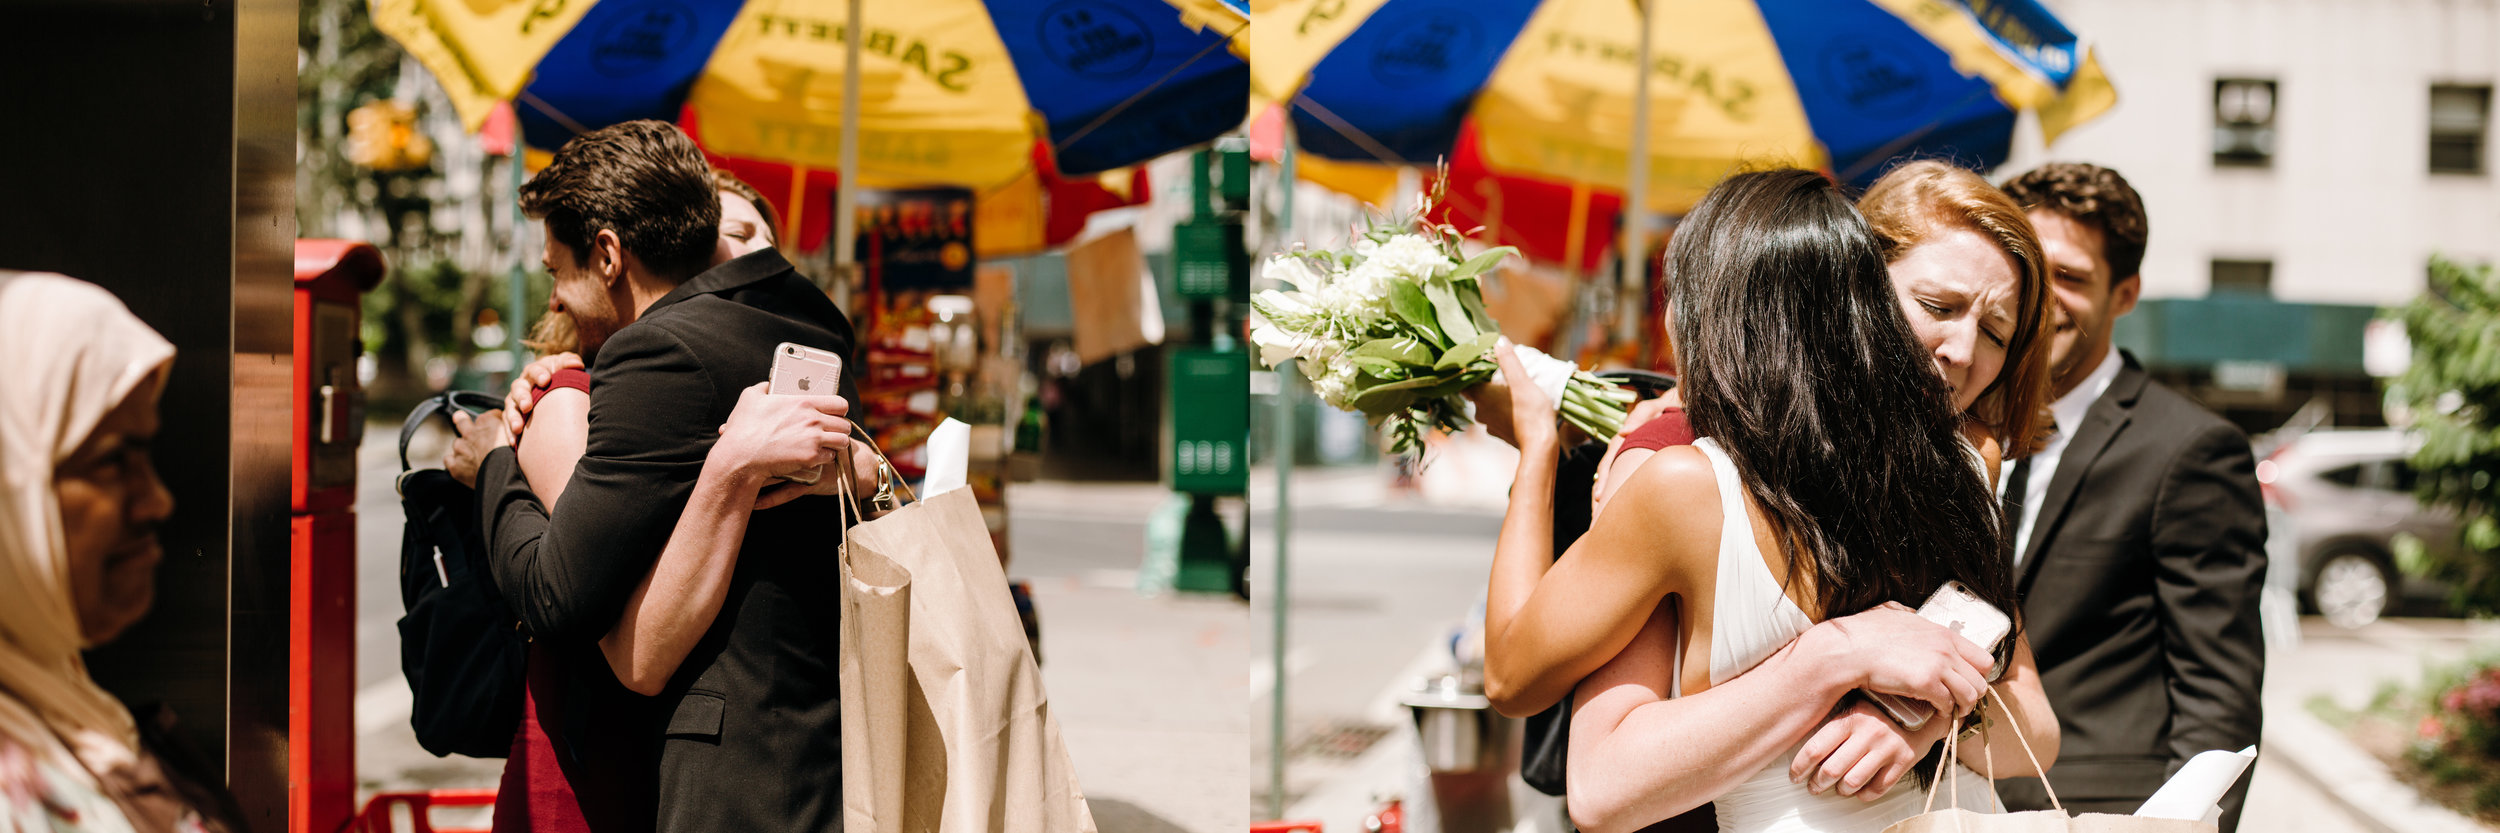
[0,272,238,833]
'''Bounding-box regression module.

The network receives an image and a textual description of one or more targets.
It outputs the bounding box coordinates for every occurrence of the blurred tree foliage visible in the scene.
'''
[300,0,544,407]
[2395,255,2500,610]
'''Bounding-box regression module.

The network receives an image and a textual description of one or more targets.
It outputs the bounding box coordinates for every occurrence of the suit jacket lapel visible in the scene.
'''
[2018,354,2150,595]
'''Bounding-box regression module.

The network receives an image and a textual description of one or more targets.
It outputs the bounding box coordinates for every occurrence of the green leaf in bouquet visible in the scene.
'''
[1423,280,1480,345]
[1352,336,1433,367]
[1350,355,1406,379]
[1386,281,1444,345]
[1423,366,1496,399]
[1456,280,1499,334]
[1436,332,1499,370]
[1351,370,1457,414]
[1349,337,1431,378]
[1444,246,1518,284]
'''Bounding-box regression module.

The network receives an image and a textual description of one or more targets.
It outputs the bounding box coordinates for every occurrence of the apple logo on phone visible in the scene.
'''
[798,376,812,391]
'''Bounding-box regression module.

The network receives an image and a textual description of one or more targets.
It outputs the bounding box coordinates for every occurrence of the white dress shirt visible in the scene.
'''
[2003,348,2124,566]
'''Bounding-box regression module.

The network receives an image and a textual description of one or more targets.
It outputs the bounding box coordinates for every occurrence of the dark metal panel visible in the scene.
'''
[230,0,301,826]
[0,1,298,828]
[0,0,240,770]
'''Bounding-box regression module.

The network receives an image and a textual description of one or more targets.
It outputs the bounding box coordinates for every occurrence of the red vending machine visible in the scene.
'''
[292,240,384,833]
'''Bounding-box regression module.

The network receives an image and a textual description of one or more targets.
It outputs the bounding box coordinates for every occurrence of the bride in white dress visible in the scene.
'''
[1546,169,2062,833]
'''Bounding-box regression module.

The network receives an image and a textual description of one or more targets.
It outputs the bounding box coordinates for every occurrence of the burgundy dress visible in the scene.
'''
[493,368,654,833]
[1615,406,1696,452]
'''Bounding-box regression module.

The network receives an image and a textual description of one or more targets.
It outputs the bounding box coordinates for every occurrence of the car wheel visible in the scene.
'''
[2309,551,2392,629]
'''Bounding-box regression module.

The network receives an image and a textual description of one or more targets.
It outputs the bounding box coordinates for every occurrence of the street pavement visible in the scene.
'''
[355,421,1247,832]
[1251,429,2439,833]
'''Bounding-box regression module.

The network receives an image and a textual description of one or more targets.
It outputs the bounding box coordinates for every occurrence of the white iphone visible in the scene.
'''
[766,342,845,485]
[1866,581,2012,731]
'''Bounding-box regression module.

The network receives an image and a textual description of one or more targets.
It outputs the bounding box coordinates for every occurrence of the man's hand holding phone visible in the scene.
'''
[712,382,851,509]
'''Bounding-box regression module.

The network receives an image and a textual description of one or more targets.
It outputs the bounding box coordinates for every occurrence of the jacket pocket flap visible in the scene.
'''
[665,691,725,739]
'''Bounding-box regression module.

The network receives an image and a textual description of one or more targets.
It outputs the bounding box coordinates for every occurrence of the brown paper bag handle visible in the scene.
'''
[833,430,917,520]
[834,429,919,590]
[1919,686,2062,818]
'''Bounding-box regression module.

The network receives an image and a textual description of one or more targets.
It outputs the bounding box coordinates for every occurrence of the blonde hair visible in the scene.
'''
[521,309,578,356]
[1858,160,2054,458]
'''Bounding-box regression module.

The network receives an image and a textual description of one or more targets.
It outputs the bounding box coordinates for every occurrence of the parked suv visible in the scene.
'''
[2258,428,2459,628]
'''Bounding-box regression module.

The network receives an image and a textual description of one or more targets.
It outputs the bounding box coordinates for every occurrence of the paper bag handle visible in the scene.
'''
[834,430,911,581]
[1919,686,2061,817]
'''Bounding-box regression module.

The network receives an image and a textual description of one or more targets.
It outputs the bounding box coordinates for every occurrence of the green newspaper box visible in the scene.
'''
[1169,347,1249,495]
[1172,217,1248,301]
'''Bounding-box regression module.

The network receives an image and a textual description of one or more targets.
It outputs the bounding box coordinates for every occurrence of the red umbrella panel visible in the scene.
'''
[1431,123,1623,276]
[1253,107,1620,275]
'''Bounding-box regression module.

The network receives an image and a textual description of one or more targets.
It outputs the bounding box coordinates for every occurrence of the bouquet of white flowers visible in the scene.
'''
[1251,217,1634,456]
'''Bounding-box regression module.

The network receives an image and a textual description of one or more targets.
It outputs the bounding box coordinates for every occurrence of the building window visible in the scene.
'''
[2211,259,2273,295]
[2430,84,2491,175]
[2214,78,2277,168]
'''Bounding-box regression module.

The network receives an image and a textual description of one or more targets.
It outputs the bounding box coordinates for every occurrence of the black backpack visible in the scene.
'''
[393,391,529,759]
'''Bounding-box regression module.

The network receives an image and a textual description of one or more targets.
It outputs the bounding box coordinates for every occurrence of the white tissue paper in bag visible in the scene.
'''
[2134,746,2256,823]
[922,418,973,497]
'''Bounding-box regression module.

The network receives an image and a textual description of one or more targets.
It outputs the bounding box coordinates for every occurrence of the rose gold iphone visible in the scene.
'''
[766,342,844,485]
[1867,581,2012,731]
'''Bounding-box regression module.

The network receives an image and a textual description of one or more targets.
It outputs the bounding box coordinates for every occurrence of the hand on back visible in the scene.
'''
[1789,695,1956,800]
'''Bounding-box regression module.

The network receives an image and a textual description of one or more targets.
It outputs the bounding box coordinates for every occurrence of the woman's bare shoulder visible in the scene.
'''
[1586,446,1723,572]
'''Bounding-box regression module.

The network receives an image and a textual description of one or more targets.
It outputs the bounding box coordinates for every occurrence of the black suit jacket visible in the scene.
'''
[1995,352,2267,832]
[480,249,858,832]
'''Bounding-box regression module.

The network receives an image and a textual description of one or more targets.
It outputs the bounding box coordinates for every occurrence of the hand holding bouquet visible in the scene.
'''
[1250,218,1633,457]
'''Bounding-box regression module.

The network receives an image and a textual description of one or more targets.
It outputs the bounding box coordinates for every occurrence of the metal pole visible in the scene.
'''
[1268,140,1297,821]
[835,0,863,270]
[1621,0,1653,294]
[508,150,529,370]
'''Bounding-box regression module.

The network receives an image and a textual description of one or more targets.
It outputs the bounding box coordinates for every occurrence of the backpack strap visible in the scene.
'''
[399,390,505,471]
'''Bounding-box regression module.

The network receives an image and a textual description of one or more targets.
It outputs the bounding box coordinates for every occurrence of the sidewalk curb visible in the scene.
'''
[2265,700,2490,833]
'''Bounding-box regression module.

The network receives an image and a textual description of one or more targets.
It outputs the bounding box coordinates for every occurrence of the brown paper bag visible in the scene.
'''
[1883,692,2213,833]
[1886,809,2211,833]
[840,516,912,833]
[838,446,1098,833]
[1063,227,1163,365]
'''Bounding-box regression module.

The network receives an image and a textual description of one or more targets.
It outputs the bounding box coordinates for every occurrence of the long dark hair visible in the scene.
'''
[1670,168,2017,637]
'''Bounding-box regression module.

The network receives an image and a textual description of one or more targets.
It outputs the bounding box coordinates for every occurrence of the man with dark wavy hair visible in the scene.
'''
[451,119,864,831]
[1993,162,2266,832]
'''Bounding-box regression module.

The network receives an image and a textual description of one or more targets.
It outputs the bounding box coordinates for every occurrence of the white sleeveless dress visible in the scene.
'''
[1687,437,2001,833]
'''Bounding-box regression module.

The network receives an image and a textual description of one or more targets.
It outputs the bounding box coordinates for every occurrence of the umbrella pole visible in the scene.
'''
[834,0,863,273]
[1620,0,1653,307]
[1269,138,1297,822]
[509,148,530,373]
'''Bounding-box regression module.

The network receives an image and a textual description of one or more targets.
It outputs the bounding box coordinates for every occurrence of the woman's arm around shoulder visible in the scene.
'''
[1485,445,1719,716]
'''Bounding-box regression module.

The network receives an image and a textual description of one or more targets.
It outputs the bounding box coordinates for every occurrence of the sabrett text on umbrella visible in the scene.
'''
[1536,33,1759,122]
[752,14,975,92]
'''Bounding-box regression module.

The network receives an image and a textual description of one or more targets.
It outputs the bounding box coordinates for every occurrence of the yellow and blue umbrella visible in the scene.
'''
[374,0,1249,188]
[1252,0,2115,211]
